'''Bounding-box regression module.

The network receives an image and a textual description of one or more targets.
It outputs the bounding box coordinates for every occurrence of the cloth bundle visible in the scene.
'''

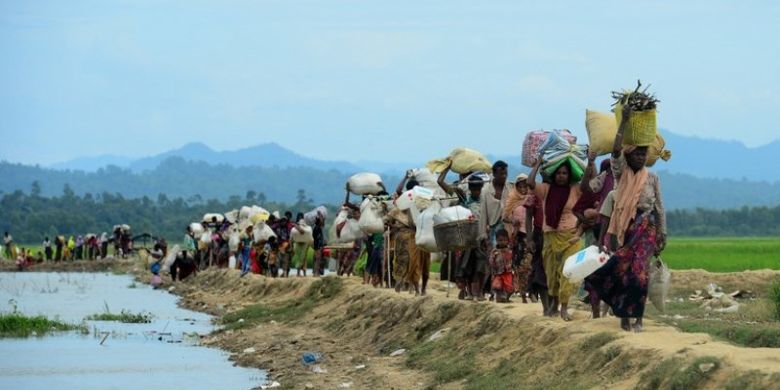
[538,130,588,182]
[426,147,492,174]
[522,129,577,167]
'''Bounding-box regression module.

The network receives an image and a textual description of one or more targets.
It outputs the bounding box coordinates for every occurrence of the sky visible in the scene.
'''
[1,0,778,166]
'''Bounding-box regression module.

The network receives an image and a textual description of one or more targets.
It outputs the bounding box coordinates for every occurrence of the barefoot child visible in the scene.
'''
[489,230,514,303]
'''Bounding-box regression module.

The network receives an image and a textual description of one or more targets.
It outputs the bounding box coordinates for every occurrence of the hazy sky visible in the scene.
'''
[1,0,778,165]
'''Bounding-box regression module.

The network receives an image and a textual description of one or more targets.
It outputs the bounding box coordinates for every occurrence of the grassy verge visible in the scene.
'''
[637,356,721,390]
[0,312,88,337]
[86,310,154,323]
[220,277,342,331]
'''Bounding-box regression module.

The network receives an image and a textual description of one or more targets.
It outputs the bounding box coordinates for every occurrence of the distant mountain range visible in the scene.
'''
[48,130,780,182]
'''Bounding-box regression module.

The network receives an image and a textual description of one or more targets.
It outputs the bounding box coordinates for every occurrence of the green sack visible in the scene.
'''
[542,157,584,183]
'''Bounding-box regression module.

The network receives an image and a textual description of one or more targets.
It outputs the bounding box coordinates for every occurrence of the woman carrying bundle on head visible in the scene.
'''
[587,104,667,332]
[527,156,584,321]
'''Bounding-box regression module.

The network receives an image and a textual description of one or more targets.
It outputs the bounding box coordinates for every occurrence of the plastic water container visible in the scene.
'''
[562,245,610,283]
[228,255,237,269]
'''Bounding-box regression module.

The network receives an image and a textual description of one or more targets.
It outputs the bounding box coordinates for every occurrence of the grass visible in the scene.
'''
[220,277,342,330]
[648,296,780,348]
[662,237,780,272]
[638,356,721,390]
[0,312,88,337]
[86,310,154,323]
[772,279,780,320]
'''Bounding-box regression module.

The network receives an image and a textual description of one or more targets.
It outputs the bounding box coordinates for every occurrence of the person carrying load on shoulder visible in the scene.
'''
[437,162,487,301]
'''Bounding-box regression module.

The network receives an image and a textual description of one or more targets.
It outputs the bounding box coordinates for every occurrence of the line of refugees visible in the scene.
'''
[170,211,328,282]
[341,106,666,333]
[155,107,664,333]
[4,228,133,266]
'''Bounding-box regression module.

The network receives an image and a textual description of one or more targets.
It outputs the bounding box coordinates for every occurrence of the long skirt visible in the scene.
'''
[392,230,413,282]
[542,230,582,305]
[587,216,657,318]
[367,245,383,276]
[292,242,310,269]
[528,229,547,293]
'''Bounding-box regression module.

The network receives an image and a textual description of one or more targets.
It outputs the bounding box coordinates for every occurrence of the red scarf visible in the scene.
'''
[544,184,571,230]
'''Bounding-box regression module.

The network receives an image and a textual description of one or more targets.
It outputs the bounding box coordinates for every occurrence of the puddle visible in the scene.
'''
[0,272,267,389]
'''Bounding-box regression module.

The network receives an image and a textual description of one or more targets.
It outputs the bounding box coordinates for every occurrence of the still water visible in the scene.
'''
[0,272,266,390]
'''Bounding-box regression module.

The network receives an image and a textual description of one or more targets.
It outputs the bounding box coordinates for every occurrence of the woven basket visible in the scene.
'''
[433,220,480,251]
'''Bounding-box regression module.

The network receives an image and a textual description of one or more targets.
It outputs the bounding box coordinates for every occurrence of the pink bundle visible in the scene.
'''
[521,129,576,167]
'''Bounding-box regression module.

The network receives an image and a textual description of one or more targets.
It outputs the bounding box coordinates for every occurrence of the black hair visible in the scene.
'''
[377,190,389,196]
[495,229,509,239]
[296,212,304,222]
[284,211,293,218]
[492,160,508,172]
[467,175,484,190]
[405,179,420,190]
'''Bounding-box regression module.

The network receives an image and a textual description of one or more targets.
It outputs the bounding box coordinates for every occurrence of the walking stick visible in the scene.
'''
[446,251,453,297]
[385,227,391,288]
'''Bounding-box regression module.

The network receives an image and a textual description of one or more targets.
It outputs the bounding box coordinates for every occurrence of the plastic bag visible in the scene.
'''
[585,110,618,156]
[224,210,239,224]
[648,257,671,313]
[433,206,474,225]
[189,223,204,236]
[358,198,385,234]
[291,223,314,244]
[426,147,492,174]
[330,208,363,243]
[228,233,240,252]
[162,244,181,272]
[253,223,276,243]
[202,213,225,224]
[409,168,438,188]
[304,206,328,226]
[347,173,385,195]
[522,129,577,167]
[200,232,212,245]
[415,202,442,252]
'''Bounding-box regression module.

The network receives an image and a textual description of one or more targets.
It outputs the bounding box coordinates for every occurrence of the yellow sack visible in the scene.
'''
[615,101,657,147]
[646,134,672,167]
[427,147,492,174]
[585,110,618,156]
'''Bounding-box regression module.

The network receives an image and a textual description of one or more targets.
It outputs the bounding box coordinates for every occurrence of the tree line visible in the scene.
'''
[0,182,328,244]
[1,183,778,244]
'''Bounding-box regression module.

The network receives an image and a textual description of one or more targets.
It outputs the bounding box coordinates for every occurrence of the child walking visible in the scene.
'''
[489,230,514,303]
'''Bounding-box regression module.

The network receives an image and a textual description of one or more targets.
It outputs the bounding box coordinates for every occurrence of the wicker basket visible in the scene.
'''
[433,220,480,251]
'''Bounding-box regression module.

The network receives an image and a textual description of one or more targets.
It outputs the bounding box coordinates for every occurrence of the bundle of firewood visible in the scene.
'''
[612,80,659,111]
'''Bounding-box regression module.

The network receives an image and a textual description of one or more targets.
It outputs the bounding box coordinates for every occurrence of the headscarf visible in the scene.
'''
[607,146,649,247]
[503,175,529,222]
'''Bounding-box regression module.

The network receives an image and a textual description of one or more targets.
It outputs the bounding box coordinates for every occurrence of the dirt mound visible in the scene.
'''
[670,269,780,297]
[170,269,780,389]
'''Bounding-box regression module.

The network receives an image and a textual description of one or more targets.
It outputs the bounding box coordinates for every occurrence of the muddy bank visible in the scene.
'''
[0,258,139,273]
[160,269,780,389]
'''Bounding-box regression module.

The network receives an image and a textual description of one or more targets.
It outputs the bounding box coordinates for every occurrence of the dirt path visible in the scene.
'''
[6,261,779,388]
[167,268,779,389]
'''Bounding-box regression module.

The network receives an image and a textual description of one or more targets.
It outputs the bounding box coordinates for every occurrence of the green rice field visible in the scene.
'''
[662,237,780,272]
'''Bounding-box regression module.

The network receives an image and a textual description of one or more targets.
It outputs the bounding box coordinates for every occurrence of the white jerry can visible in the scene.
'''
[563,245,610,283]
